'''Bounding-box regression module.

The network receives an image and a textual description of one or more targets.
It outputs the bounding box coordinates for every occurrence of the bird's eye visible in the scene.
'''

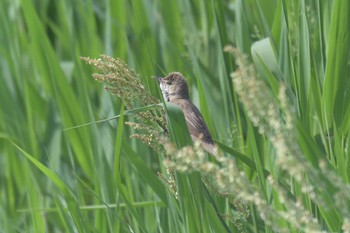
[167,81,172,85]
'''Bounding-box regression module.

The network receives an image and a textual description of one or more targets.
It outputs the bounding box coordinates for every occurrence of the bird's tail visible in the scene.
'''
[201,142,218,156]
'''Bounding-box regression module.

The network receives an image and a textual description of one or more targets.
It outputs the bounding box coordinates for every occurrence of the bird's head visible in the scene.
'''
[159,72,190,101]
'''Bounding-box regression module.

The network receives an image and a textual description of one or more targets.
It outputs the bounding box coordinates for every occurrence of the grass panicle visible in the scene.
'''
[81,55,168,150]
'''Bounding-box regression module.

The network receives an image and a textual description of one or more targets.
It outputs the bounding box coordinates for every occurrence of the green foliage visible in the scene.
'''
[0,0,349,232]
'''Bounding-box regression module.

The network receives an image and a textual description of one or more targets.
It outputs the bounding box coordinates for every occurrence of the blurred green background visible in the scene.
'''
[1,0,349,232]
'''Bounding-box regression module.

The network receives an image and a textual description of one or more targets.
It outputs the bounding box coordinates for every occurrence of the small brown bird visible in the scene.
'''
[158,72,216,155]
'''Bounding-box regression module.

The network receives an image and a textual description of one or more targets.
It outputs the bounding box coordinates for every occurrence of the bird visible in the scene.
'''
[157,72,217,155]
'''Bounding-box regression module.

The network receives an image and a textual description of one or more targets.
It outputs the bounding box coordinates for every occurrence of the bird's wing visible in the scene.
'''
[179,101,214,145]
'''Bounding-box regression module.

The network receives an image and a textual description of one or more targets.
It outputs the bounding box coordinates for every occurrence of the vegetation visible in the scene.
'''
[1,0,349,232]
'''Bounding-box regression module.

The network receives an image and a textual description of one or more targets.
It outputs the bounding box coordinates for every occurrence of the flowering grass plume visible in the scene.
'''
[81,55,167,152]
[163,138,319,232]
[224,46,350,232]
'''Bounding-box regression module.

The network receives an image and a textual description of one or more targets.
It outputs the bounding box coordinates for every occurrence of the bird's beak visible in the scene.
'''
[153,76,163,83]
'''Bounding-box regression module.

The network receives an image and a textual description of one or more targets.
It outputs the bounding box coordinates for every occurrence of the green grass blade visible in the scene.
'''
[322,0,350,127]
[12,142,73,198]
